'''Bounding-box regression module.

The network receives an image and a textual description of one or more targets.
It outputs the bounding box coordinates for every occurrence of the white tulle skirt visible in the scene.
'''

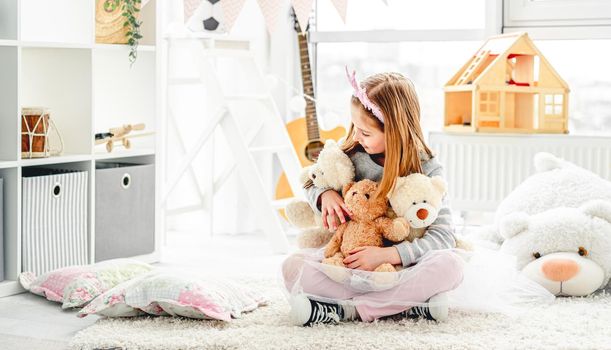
[280,246,555,316]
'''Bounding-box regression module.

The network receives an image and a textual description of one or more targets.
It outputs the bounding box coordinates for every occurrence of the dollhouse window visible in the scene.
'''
[544,94,563,115]
[479,92,499,115]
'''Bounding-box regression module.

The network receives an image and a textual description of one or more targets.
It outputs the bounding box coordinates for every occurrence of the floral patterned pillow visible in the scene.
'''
[19,259,153,309]
[78,271,268,321]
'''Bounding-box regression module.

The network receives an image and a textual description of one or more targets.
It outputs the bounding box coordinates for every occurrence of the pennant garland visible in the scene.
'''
[180,0,375,34]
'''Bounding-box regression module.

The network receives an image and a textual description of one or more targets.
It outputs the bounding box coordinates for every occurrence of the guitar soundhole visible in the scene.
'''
[305,141,325,162]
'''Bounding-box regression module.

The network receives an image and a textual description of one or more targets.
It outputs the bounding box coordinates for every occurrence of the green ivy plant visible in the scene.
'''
[104,0,143,66]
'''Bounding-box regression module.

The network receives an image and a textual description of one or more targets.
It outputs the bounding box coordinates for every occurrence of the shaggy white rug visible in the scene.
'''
[69,279,611,350]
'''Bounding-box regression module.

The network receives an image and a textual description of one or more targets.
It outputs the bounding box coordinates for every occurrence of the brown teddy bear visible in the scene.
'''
[322,179,408,273]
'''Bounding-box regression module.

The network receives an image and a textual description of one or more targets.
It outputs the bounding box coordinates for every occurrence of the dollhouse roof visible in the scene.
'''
[445,32,569,90]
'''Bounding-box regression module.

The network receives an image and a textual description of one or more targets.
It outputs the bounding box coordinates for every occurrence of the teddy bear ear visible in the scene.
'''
[580,200,611,224]
[499,212,530,240]
[533,152,573,173]
[342,182,355,197]
[430,176,447,195]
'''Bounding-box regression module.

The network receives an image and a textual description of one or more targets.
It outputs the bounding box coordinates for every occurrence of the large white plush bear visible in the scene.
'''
[495,152,611,235]
[480,152,611,296]
[500,200,611,296]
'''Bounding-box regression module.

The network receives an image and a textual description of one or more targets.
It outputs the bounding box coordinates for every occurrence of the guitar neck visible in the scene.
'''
[297,32,320,141]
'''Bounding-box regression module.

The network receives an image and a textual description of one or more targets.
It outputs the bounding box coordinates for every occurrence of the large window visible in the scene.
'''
[313,0,611,135]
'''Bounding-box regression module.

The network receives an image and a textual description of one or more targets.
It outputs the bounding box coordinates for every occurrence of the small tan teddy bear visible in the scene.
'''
[322,180,409,273]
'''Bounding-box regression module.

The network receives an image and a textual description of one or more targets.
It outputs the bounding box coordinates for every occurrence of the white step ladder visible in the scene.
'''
[161,34,304,253]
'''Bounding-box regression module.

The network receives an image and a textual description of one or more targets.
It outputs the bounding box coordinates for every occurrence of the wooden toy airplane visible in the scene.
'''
[95,123,154,153]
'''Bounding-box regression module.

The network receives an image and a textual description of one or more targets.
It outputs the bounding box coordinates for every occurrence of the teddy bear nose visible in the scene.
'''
[542,259,580,282]
[416,208,428,220]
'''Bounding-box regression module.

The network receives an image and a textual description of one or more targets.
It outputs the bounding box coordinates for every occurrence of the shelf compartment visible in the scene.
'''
[0,46,18,162]
[20,0,93,45]
[1,176,4,281]
[0,167,20,282]
[0,0,17,40]
[94,0,157,46]
[21,48,93,158]
[93,49,156,152]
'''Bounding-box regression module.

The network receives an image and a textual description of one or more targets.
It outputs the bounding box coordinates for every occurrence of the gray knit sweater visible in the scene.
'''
[304,151,456,267]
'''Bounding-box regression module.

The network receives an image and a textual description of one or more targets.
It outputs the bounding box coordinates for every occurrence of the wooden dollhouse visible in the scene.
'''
[444,32,570,133]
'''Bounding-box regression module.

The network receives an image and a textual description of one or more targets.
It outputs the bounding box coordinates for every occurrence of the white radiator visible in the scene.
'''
[428,132,611,212]
[22,170,89,275]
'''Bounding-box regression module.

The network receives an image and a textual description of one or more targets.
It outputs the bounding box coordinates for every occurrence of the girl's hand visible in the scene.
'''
[343,246,402,271]
[320,190,353,231]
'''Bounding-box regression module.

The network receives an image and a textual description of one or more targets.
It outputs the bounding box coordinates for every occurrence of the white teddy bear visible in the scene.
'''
[285,140,355,248]
[298,140,355,192]
[499,200,611,296]
[387,173,448,241]
[491,152,611,242]
[475,152,611,296]
[388,173,471,250]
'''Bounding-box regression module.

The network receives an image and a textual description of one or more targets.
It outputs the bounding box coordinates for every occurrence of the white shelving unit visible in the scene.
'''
[0,0,161,297]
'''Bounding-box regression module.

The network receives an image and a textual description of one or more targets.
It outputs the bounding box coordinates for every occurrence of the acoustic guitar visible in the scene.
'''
[275,11,347,211]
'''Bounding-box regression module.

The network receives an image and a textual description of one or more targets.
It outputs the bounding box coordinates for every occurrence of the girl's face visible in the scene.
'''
[350,103,386,154]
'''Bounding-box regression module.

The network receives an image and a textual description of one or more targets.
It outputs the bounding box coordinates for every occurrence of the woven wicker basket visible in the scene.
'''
[95,0,141,44]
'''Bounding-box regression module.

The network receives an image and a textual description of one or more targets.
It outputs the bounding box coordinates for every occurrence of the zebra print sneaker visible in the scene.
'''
[406,292,449,322]
[289,294,357,326]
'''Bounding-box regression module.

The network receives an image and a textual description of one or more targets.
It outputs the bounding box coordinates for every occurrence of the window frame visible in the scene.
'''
[311,0,502,43]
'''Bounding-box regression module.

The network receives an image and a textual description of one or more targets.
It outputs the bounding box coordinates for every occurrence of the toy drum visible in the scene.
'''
[21,107,63,158]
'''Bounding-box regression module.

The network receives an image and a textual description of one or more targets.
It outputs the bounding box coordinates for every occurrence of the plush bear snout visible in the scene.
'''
[541,259,580,282]
[417,208,429,220]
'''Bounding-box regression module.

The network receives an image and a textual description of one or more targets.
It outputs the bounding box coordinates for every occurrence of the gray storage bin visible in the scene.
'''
[95,162,155,262]
[0,178,4,282]
[22,168,89,275]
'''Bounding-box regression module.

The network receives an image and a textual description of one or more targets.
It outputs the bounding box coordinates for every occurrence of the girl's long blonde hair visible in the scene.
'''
[341,72,433,199]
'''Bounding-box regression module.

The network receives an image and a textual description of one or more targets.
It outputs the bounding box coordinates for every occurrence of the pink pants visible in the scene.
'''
[282,249,464,322]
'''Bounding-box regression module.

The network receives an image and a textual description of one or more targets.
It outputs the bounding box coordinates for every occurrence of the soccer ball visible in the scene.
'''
[186,0,225,32]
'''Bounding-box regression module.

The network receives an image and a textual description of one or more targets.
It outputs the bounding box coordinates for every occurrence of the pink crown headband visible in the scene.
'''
[345,66,384,124]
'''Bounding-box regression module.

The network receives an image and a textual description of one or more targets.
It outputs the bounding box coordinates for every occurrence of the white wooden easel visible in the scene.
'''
[161,33,303,253]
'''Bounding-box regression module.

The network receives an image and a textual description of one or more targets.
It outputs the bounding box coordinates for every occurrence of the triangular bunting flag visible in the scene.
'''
[256,0,283,34]
[183,0,203,23]
[221,0,247,32]
[329,0,348,23]
[291,0,314,33]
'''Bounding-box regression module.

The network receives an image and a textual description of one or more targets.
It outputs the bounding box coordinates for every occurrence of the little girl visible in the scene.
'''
[282,68,465,326]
